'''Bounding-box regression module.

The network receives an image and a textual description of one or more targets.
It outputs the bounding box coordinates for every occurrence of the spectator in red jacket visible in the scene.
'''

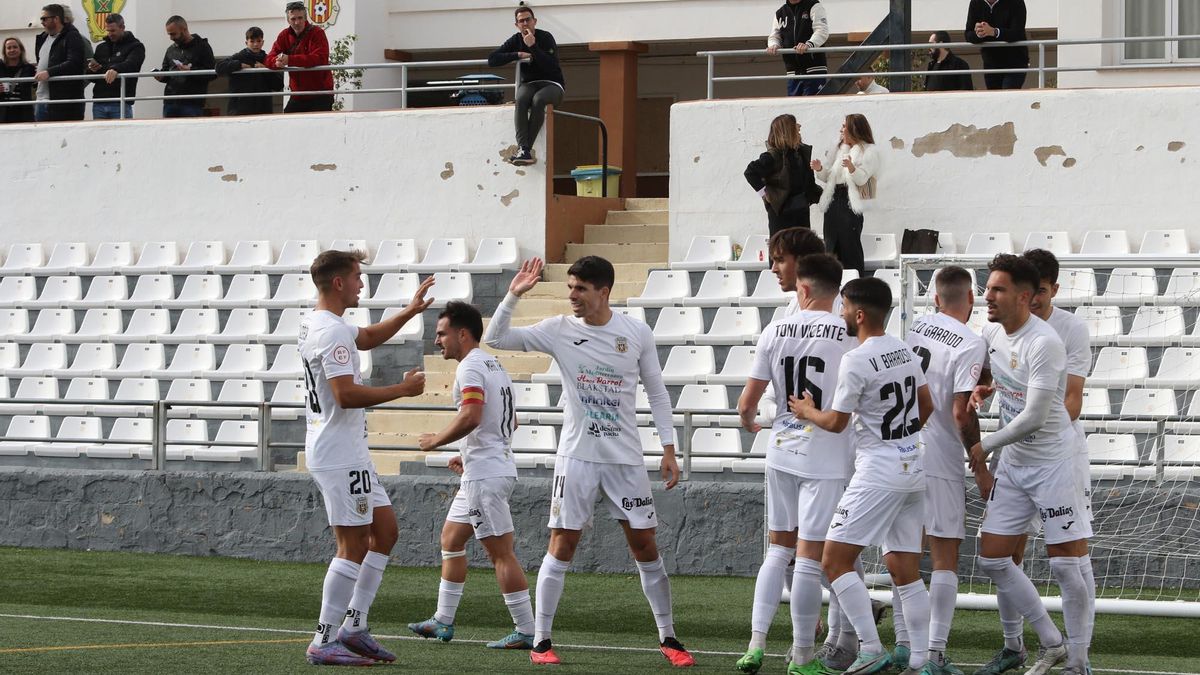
[266,1,334,113]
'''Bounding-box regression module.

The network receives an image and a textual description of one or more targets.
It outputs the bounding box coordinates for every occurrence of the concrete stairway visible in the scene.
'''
[356,197,671,474]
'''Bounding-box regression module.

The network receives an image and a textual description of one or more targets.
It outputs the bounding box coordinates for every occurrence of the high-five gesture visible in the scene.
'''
[509,257,544,297]
[408,275,437,315]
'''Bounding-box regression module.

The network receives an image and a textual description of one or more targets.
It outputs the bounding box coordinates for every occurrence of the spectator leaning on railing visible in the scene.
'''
[33,3,87,122]
[217,27,284,117]
[767,0,829,97]
[965,0,1028,90]
[0,37,35,124]
[154,15,215,119]
[925,31,974,92]
[266,1,334,114]
[89,13,145,120]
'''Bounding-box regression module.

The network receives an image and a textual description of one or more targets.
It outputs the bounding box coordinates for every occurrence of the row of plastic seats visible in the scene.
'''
[0,376,304,420]
[0,307,420,345]
[0,238,519,276]
[670,234,901,272]
[0,415,261,462]
[0,342,362,382]
[1084,434,1200,481]
[630,268,868,309]
[0,272,471,311]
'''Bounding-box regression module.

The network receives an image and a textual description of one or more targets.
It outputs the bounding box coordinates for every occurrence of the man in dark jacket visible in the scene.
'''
[154,15,216,118]
[925,30,974,92]
[89,13,145,119]
[965,0,1028,90]
[767,0,829,96]
[488,4,564,166]
[266,1,334,114]
[33,3,87,122]
[217,26,285,116]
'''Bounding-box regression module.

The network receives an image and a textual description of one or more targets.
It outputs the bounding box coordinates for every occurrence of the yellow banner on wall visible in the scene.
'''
[81,0,128,43]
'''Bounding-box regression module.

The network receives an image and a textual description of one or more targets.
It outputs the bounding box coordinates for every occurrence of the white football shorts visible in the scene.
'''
[980,455,1094,545]
[827,482,925,554]
[311,463,391,527]
[548,455,657,530]
[766,466,844,541]
[924,474,967,540]
[446,476,517,539]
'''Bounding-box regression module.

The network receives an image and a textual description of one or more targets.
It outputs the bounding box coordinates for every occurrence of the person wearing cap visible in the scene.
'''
[266,1,334,113]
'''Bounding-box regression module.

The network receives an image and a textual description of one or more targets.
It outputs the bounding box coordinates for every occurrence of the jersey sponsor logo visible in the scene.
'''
[333,345,351,365]
[573,338,589,346]
[621,495,654,511]
[615,337,628,353]
[586,420,621,438]
[1039,504,1075,521]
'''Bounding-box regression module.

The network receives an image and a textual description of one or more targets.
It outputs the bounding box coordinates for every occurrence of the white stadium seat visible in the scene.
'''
[1122,306,1185,346]
[164,309,220,343]
[0,415,51,456]
[154,344,216,379]
[200,379,265,419]
[1075,306,1123,342]
[612,306,647,323]
[58,343,116,377]
[77,275,129,308]
[176,241,227,273]
[362,239,418,272]
[87,418,152,460]
[1161,269,1200,306]
[269,380,305,420]
[123,241,178,273]
[214,308,270,344]
[120,274,175,309]
[727,234,770,271]
[660,345,716,385]
[210,274,270,309]
[671,235,733,271]
[674,384,730,426]
[1156,435,1200,481]
[530,359,561,385]
[510,426,557,469]
[0,243,45,273]
[266,308,308,344]
[458,237,519,272]
[222,240,273,273]
[24,309,75,343]
[1120,388,1178,418]
[1054,268,1097,306]
[165,419,210,460]
[263,239,320,273]
[652,307,705,345]
[513,383,550,408]
[264,273,317,308]
[428,272,473,307]
[114,309,170,343]
[1080,388,1110,416]
[196,420,260,462]
[1139,229,1189,255]
[873,269,903,305]
[362,273,419,309]
[0,308,29,338]
[696,306,760,345]
[1022,231,1072,255]
[164,275,223,309]
[0,343,20,370]
[41,242,90,275]
[328,239,369,257]
[84,242,134,274]
[862,233,898,269]
[33,416,103,458]
[684,270,747,307]
[1086,434,1139,479]
[411,238,469,272]
[0,276,37,308]
[261,345,302,381]
[964,232,1014,255]
[628,270,691,307]
[9,377,59,414]
[378,307,423,343]
[1080,230,1130,255]
[707,345,758,384]
[1097,267,1158,305]
[27,275,82,309]
[112,377,161,409]
[688,427,742,471]
[1087,347,1148,387]
[741,269,790,307]
[102,344,166,378]
[214,345,268,379]
[1150,347,1200,387]
[9,344,67,377]
[934,232,958,255]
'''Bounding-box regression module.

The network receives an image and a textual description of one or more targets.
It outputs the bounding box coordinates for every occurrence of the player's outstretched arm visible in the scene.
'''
[356,276,435,351]
[328,367,425,409]
[418,402,483,451]
[737,379,769,433]
[482,258,545,352]
[788,392,850,433]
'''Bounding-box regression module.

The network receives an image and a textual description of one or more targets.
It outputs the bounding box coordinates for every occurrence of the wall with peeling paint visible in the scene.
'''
[669,87,1200,260]
[0,107,546,258]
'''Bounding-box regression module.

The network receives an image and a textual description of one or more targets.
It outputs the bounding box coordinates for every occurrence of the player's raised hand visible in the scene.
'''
[409,275,436,313]
[788,391,815,419]
[660,449,681,489]
[969,384,994,411]
[399,367,425,397]
[509,257,544,297]
[448,456,464,476]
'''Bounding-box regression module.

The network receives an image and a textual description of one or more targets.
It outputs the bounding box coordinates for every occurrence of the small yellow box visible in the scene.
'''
[570,165,622,197]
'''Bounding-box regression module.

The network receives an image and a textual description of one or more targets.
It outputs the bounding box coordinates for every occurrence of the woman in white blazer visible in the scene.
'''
[812,114,879,274]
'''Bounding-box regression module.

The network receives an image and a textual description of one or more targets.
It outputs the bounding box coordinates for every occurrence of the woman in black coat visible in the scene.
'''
[0,37,35,123]
[744,113,819,235]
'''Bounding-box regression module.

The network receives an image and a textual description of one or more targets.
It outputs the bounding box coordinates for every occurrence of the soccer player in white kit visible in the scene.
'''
[735,253,852,675]
[299,250,432,666]
[968,254,1091,675]
[791,277,934,675]
[408,301,535,650]
[482,255,696,668]
[901,266,986,675]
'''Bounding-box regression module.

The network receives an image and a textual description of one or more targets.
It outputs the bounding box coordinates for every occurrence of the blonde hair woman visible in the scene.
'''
[744,113,819,235]
[813,113,879,274]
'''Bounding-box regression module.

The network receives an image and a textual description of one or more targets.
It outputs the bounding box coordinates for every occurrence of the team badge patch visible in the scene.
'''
[333,346,351,365]
[1010,354,1018,369]
[615,337,628,353]
[355,495,369,515]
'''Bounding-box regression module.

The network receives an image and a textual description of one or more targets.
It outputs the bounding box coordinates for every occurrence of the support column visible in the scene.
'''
[588,41,647,198]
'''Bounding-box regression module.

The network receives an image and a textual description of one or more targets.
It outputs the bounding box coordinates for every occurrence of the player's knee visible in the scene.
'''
[977,554,1009,575]
[442,548,467,562]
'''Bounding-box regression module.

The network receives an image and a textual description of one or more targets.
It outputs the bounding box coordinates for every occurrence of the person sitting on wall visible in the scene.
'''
[266,1,335,114]
[488,3,564,167]
[217,26,284,116]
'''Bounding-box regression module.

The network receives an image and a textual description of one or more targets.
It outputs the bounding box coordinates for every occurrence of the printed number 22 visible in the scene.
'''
[879,376,920,440]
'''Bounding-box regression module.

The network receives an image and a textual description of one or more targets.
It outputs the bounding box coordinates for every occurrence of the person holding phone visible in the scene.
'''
[90,13,144,120]
[154,15,215,118]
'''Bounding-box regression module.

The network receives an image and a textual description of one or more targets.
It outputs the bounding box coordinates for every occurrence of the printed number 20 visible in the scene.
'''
[348,470,372,495]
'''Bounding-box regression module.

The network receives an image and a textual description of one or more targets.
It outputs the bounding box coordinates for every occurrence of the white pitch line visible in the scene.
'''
[0,613,1196,675]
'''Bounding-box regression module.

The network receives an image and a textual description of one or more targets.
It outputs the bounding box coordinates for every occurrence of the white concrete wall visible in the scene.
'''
[0,106,546,259]
[669,87,1200,260]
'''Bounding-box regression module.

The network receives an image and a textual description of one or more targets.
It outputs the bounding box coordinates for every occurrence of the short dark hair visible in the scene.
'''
[105,13,125,27]
[841,277,892,325]
[515,3,536,20]
[795,253,843,298]
[310,249,366,292]
[42,4,65,20]
[935,265,974,305]
[566,255,615,291]
[165,15,187,28]
[988,253,1041,292]
[439,301,484,342]
[933,30,951,44]
[246,26,265,40]
[768,227,825,259]
[286,1,306,13]
[1021,248,1060,285]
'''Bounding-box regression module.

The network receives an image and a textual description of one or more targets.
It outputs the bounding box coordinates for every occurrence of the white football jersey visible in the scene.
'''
[905,312,986,480]
[750,310,852,479]
[299,310,368,471]
[785,293,843,317]
[1045,306,1091,455]
[484,299,674,466]
[832,334,928,492]
[981,315,1073,466]
[454,348,519,481]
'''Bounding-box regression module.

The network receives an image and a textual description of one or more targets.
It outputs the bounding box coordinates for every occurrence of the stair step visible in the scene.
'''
[585,223,669,244]
[545,262,661,283]
[605,210,668,225]
[522,280,644,303]
[625,197,668,211]
[565,242,668,264]
[368,411,459,434]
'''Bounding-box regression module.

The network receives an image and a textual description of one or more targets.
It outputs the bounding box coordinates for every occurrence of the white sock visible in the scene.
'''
[928,570,957,653]
[503,590,535,636]
[313,558,360,647]
[434,578,464,626]
[1050,556,1091,668]
[534,554,570,644]
[897,580,930,669]
[636,557,676,642]
[995,576,1025,652]
[979,556,1063,648]
[831,571,882,654]
[1078,555,1096,650]
[342,551,388,634]
[749,544,793,649]
[789,558,824,663]
[822,574,841,646]
[891,584,910,647]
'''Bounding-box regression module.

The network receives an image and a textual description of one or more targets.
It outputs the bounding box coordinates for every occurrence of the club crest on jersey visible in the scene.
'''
[355,495,368,515]
[1010,354,1018,369]
[615,337,628,353]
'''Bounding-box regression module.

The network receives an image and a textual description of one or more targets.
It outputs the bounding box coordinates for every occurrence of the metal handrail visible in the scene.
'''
[699,34,1200,97]
[548,109,610,197]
